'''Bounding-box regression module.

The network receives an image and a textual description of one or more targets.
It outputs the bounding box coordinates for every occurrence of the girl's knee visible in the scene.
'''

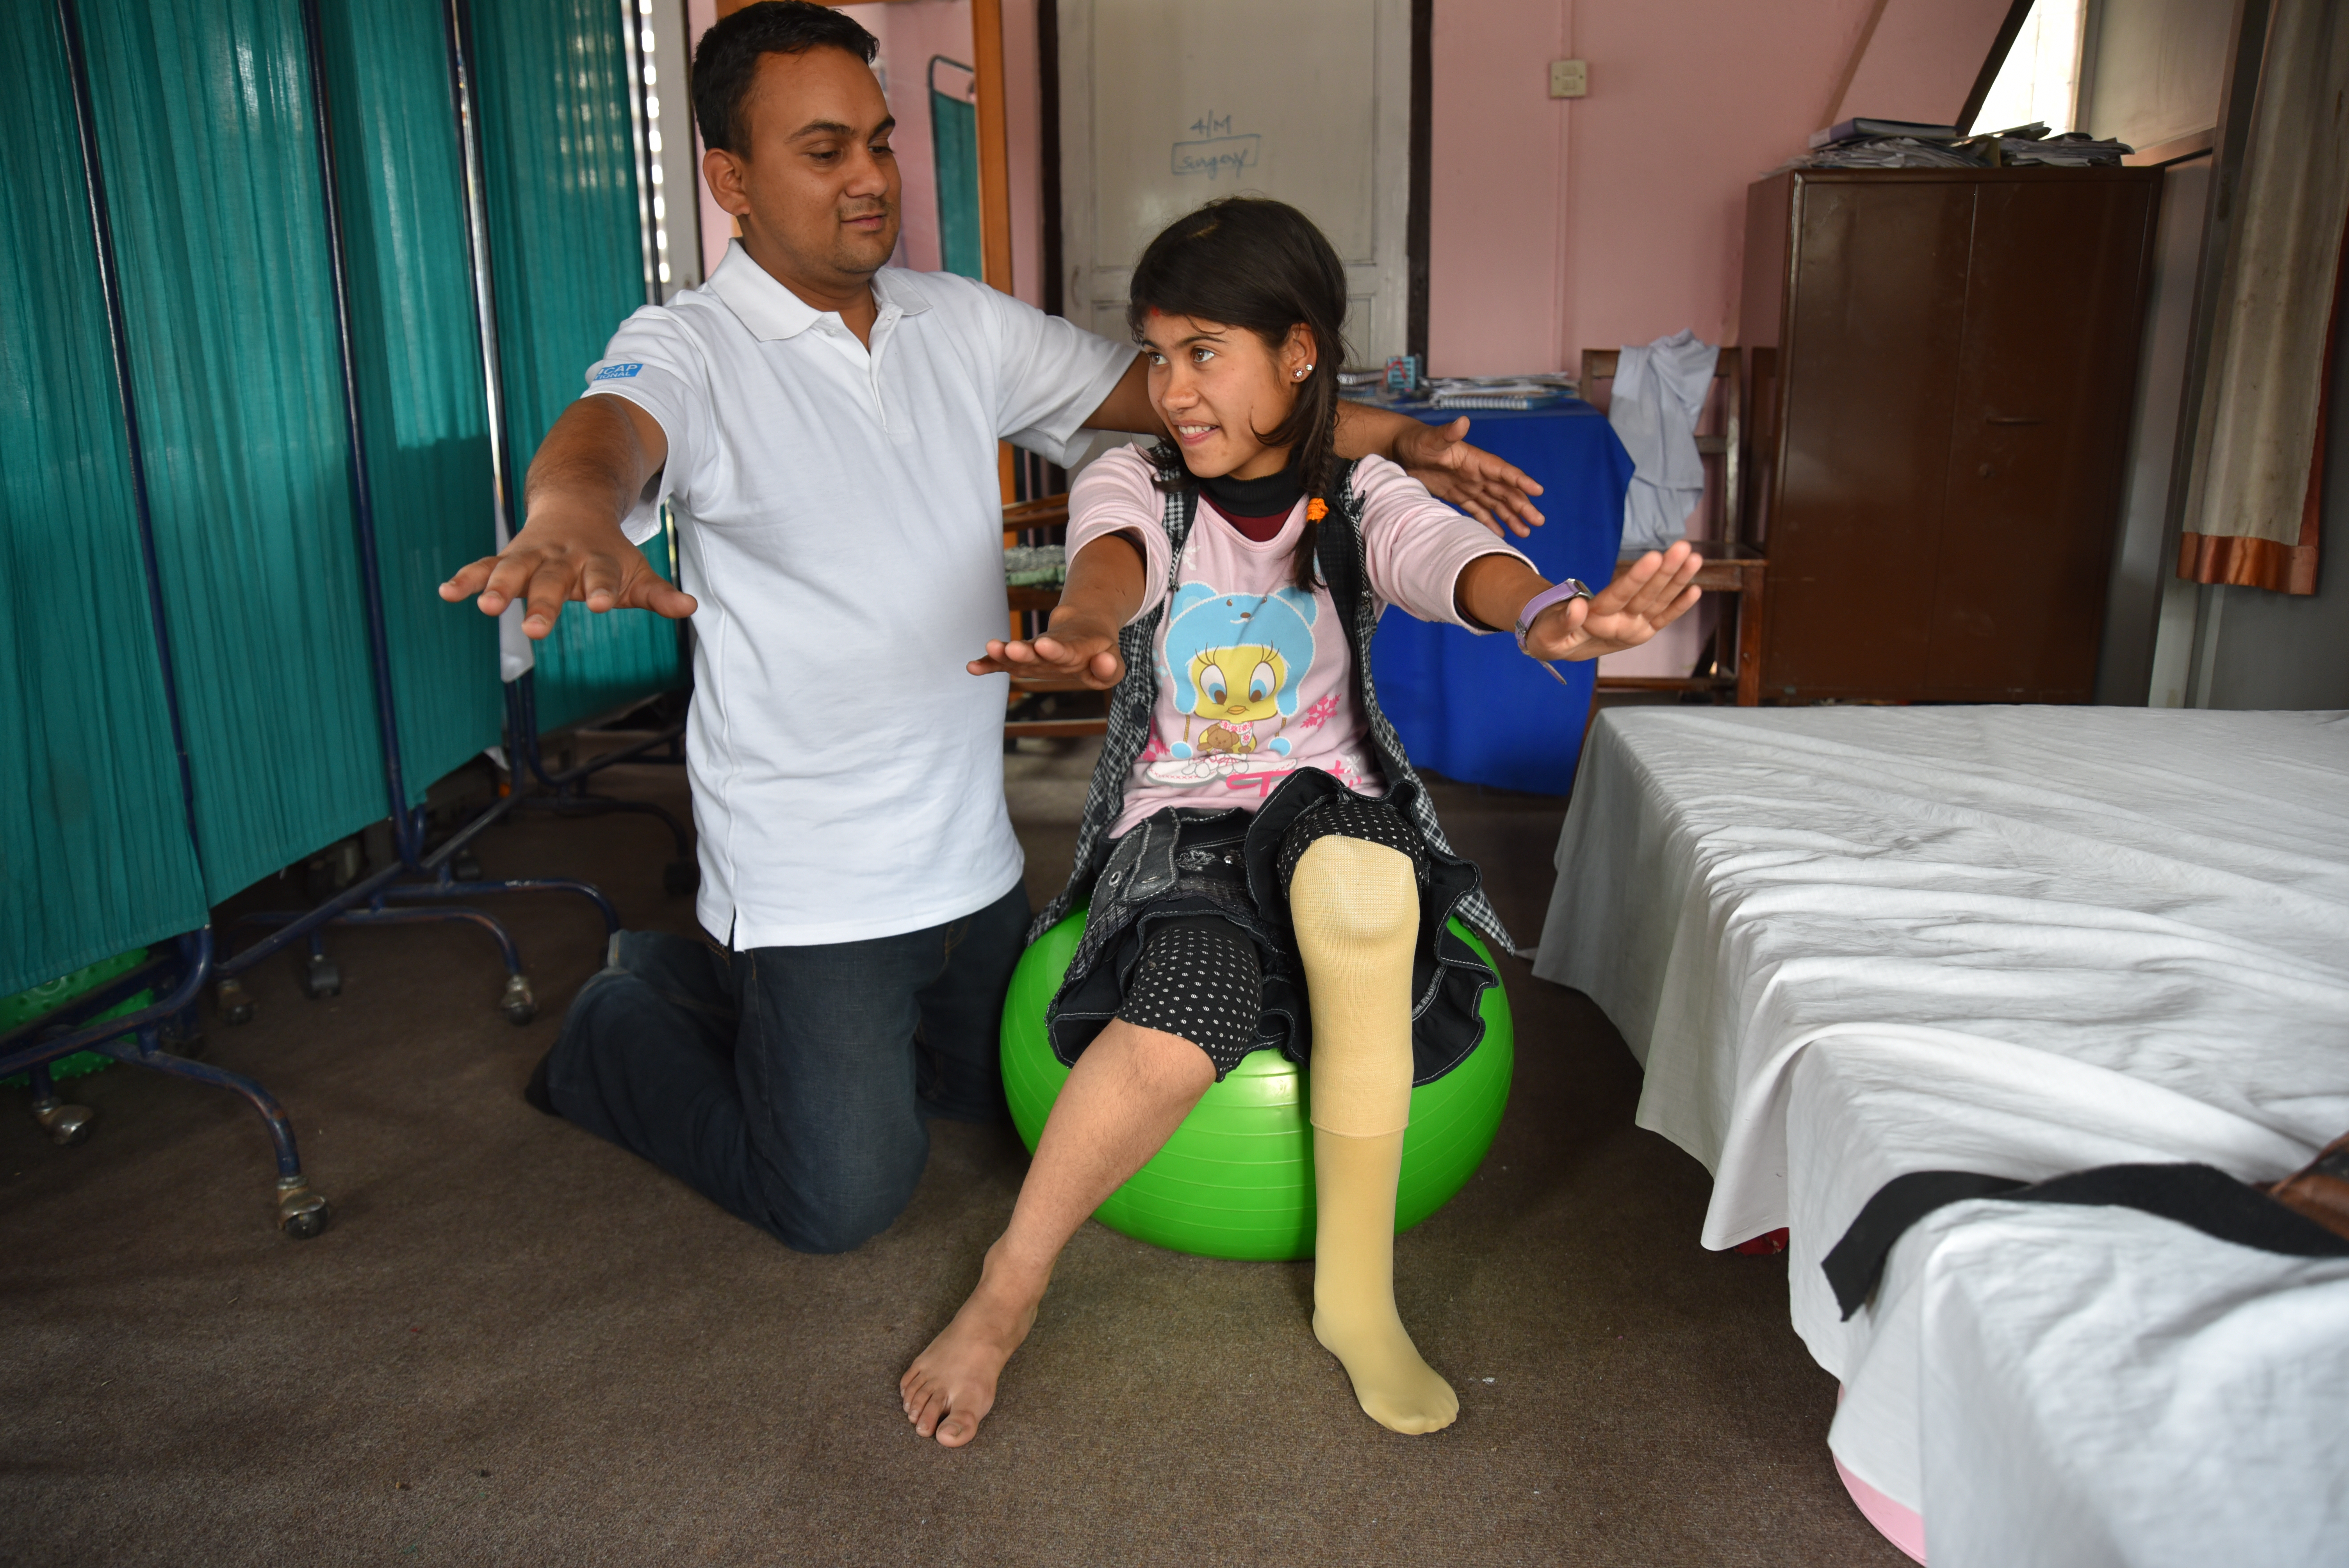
[1289,836,1418,948]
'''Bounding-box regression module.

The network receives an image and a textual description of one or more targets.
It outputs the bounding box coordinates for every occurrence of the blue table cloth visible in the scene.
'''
[1371,400,1632,795]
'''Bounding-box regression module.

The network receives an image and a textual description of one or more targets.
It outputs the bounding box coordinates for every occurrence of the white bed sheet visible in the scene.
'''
[1791,1030,2329,1516]
[1533,706,2349,1250]
[1912,1201,2349,1568]
[1532,706,2349,1534]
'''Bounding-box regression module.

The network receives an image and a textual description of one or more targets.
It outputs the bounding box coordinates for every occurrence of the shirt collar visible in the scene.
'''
[708,239,933,341]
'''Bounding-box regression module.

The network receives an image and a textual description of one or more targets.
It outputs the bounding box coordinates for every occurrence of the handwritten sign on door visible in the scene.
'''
[1172,111,1259,180]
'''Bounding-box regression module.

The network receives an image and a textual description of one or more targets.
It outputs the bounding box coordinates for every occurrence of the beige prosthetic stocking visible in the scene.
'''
[1287,837,1460,1435]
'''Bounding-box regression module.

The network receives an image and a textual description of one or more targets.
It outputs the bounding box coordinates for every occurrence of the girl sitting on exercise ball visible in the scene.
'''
[902,196,1702,1446]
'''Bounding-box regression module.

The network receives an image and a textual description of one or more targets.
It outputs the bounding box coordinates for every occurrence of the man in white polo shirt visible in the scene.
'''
[440,1,1541,1253]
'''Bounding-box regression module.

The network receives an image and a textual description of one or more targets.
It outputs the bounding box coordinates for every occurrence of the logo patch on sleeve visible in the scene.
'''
[593,362,643,381]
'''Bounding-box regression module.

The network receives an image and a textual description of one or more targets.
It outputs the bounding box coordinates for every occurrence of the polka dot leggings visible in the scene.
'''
[1114,916,1264,1074]
[1115,795,1425,1076]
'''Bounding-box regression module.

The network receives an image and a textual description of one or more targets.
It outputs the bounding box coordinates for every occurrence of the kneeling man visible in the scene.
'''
[440,0,1542,1253]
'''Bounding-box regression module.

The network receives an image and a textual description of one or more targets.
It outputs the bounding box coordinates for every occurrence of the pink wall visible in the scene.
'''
[687,0,2003,347]
[1422,0,2004,675]
[1428,0,2007,378]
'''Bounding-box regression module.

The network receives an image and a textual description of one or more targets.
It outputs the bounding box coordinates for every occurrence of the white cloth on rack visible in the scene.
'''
[1607,328,1718,552]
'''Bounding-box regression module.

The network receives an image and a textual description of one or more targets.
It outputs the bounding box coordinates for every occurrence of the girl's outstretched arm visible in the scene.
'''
[1455,542,1703,661]
[966,532,1145,688]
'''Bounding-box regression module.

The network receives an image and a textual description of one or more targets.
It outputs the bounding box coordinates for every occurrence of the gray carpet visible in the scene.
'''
[0,740,1903,1566]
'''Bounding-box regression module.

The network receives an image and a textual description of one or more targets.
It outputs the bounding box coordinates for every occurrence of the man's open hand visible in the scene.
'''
[438,516,697,640]
[1394,416,1547,538]
[1523,542,1704,663]
[967,612,1125,689]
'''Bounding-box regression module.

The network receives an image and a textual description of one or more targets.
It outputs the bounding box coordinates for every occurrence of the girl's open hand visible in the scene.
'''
[968,611,1126,689]
[1523,542,1704,662]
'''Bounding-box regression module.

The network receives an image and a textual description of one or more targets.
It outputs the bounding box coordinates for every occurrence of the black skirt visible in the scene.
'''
[1044,768,1499,1085]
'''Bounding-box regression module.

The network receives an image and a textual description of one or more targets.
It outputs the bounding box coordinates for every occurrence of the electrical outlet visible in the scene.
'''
[1549,59,1587,99]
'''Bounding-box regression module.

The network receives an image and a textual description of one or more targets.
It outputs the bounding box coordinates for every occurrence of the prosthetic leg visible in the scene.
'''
[1287,836,1460,1434]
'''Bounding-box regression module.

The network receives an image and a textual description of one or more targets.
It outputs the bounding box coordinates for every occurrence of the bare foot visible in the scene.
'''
[900,1251,1042,1447]
[1313,1304,1460,1435]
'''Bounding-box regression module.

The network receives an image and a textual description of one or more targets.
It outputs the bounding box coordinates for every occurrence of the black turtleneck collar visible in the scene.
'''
[1197,456,1303,520]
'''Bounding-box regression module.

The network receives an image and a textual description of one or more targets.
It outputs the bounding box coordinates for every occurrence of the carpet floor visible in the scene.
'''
[0,740,1903,1567]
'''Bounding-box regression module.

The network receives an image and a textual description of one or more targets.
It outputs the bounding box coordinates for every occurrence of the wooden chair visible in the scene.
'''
[1579,347,1768,707]
[999,493,1108,740]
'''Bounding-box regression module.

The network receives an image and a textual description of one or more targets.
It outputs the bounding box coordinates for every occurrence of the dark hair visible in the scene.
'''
[692,1,879,155]
[1127,198,1350,588]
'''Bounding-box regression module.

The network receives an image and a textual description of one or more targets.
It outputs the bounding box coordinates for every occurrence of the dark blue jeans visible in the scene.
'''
[544,880,1029,1253]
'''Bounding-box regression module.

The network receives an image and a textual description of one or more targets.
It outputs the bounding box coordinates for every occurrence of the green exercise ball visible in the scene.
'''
[1000,906,1514,1262]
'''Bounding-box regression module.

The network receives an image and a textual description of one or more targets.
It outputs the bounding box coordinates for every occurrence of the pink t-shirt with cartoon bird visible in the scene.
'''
[1064,446,1530,837]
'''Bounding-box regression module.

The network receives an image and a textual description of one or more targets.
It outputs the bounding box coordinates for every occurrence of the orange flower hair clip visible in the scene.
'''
[1305,498,1328,522]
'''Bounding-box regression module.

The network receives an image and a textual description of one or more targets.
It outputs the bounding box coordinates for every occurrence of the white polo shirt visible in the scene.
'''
[582,241,1133,947]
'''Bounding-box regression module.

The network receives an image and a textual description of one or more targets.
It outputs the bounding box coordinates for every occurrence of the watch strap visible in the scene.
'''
[1514,578,1593,652]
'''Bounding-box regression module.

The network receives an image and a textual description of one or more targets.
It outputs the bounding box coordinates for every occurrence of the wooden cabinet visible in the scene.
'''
[1739,167,2161,703]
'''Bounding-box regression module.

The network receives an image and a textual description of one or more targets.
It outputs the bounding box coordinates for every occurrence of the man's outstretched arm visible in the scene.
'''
[438,395,697,639]
[1077,356,1546,537]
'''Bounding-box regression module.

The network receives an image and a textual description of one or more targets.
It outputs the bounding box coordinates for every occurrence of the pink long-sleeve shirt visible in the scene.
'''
[1066,445,1530,836]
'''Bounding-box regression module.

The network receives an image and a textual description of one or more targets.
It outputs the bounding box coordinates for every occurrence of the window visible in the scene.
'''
[1970,0,2088,134]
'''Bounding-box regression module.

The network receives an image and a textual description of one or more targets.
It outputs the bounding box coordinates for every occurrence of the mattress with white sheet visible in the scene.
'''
[1533,706,2349,1553]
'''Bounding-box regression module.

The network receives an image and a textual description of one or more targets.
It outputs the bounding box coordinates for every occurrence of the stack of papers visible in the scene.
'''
[1791,122,2134,173]
[1809,117,1962,148]
[1426,374,1577,410]
[1995,131,2132,166]
[1803,137,1986,169]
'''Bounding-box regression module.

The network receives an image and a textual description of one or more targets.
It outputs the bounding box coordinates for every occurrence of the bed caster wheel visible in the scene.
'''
[276,1176,331,1240]
[452,850,484,882]
[500,975,537,1026]
[31,1096,93,1147]
[299,954,342,1000]
[217,978,256,1026]
[663,859,699,897]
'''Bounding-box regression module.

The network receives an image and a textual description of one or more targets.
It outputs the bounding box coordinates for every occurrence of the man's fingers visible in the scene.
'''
[440,555,503,603]
[521,557,584,638]
[480,547,551,614]
[578,553,625,614]
[1457,473,1545,533]
[640,581,699,620]
[1448,444,1543,497]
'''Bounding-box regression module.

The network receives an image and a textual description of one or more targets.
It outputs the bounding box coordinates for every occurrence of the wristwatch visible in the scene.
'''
[1514,578,1593,686]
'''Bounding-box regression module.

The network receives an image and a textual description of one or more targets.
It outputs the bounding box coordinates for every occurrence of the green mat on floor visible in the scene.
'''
[2,948,151,1087]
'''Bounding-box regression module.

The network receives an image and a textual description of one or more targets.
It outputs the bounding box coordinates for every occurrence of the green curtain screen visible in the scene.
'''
[0,2,212,998]
[930,77,983,281]
[6,0,657,991]
[476,0,683,734]
[320,0,504,808]
[78,0,388,904]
